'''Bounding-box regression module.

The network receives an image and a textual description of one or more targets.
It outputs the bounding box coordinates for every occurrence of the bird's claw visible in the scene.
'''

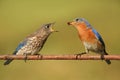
[75,52,87,59]
[35,54,40,58]
[100,54,104,60]
[34,54,43,59]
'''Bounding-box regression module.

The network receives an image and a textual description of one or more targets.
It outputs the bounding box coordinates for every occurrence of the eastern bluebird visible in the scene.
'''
[68,18,111,64]
[4,23,57,65]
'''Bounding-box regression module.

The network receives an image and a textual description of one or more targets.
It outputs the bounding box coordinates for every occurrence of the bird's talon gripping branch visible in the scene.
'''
[100,54,104,60]
[76,52,86,59]
[34,54,42,59]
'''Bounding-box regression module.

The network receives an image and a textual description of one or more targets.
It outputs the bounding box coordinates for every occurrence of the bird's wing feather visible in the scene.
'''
[13,39,28,54]
[92,29,105,47]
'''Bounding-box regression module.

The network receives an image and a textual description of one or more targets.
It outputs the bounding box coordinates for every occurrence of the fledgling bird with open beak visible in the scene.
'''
[68,18,111,64]
[4,23,57,65]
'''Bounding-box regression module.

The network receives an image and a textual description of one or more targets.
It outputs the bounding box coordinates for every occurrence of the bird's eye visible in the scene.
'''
[75,18,79,22]
[45,25,49,28]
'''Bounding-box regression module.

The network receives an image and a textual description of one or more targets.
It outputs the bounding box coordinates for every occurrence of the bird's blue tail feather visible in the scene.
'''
[4,59,13,65]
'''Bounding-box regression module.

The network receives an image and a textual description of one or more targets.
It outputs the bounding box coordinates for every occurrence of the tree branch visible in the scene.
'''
[0,54,120,60]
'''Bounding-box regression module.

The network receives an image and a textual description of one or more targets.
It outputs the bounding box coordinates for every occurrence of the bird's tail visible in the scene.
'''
[104,51,111,65]
[105,59,111,65]
[4,59,13,65]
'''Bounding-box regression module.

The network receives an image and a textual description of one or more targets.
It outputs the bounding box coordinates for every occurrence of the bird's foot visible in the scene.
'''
[100,54,104,60]
[75,52,87,59]
[34,54,42,59]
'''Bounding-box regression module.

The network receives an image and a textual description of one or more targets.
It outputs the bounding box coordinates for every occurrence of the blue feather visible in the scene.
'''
[75,18,92,28]
[13,39,27,54]
[92,29,105,47]
[80,18,91,27]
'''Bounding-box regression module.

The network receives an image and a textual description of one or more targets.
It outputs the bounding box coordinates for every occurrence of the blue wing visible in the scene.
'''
[13,39,27,54]
[92,29,105,47]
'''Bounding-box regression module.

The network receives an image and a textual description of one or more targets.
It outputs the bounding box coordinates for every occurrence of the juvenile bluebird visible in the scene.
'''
[4,23,57,65]
[67,18,111,64]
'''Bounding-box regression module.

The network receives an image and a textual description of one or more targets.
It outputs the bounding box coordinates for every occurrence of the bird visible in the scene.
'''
[4,23,57,65]
[67,18,111,64]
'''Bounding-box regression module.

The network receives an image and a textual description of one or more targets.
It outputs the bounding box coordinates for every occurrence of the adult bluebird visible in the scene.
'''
[4,23,57,65]
[67,18,111,64]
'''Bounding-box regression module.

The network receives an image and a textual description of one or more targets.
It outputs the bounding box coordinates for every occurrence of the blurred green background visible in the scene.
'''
[0,0,120,80]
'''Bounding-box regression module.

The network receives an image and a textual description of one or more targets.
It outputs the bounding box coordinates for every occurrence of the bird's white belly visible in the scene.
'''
[83,41,98,51]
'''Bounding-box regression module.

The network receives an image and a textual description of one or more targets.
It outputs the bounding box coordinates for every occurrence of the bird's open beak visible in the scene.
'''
[50,22,59,32]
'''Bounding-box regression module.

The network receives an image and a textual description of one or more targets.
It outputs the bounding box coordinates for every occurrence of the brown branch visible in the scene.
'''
[0,54,120,60]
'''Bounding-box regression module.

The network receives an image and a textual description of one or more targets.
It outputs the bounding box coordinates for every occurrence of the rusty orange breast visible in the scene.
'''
[76,24,97,43]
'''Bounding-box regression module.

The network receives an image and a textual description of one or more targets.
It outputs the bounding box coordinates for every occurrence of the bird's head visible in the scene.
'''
[67,18,91,28]
[41,22,58,34]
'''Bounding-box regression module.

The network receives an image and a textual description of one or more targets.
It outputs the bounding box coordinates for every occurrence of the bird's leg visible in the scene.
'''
[76,48,89,56]
[34,53,42,59]
[100,54,104,60]
[76,48,89,59]
[24,53,28,63]
[76,52,87,59]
